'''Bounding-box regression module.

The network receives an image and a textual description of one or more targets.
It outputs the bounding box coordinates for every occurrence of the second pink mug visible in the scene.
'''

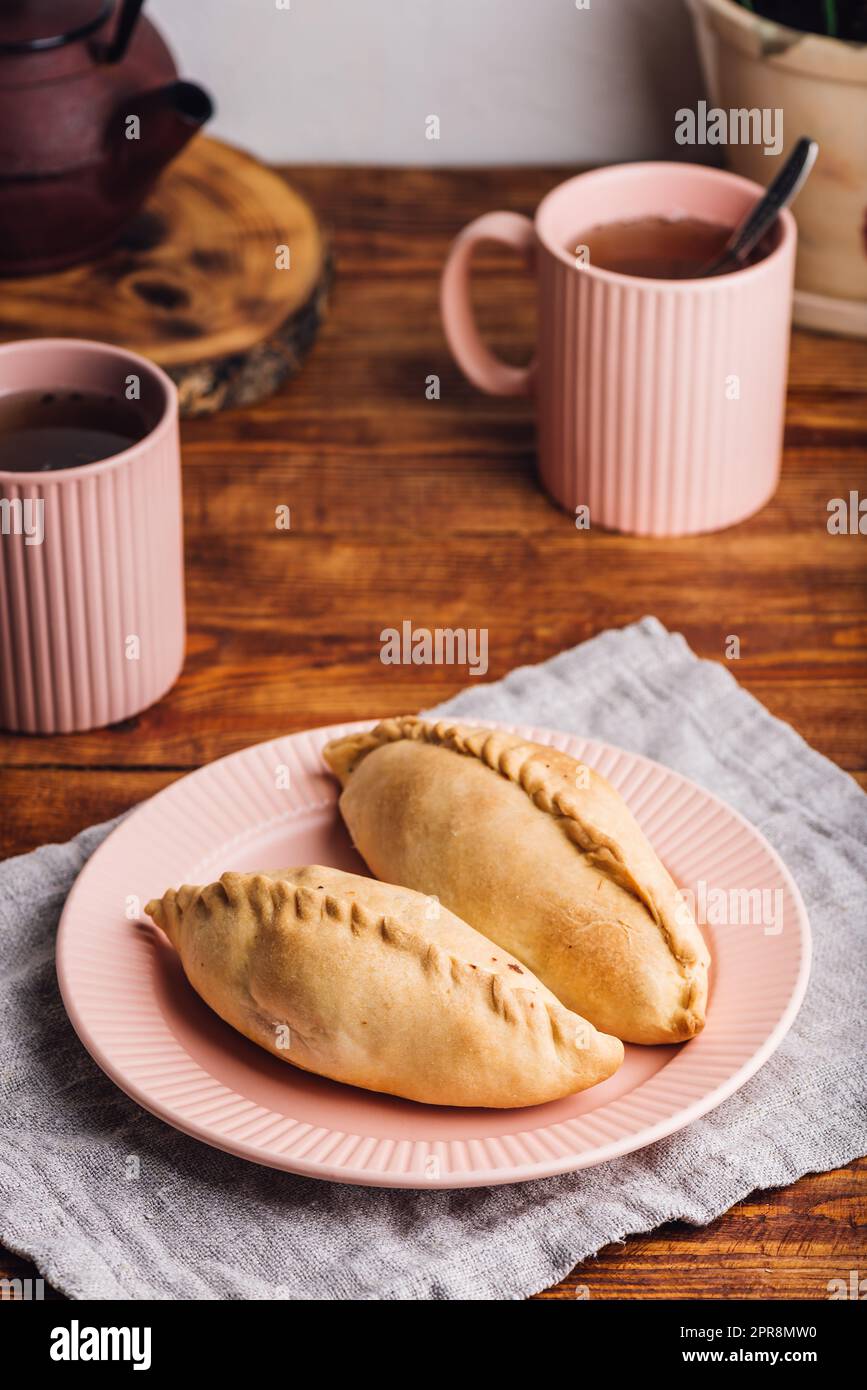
[441,162,797,536]
[0,338,185,734]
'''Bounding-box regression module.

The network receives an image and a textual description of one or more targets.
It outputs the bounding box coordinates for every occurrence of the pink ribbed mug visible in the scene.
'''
[0,339,185,733]
[441,163,797,536]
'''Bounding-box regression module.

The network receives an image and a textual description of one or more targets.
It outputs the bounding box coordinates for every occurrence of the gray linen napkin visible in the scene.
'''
[1,617,865,1300]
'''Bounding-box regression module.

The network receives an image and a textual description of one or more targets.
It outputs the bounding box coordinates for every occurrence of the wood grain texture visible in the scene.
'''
[0,138,329,416]
[0,165,864,1300]
[532,1162,867,1300]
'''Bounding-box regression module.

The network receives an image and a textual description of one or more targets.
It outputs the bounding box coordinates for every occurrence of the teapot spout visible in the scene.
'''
[112,80,214,186]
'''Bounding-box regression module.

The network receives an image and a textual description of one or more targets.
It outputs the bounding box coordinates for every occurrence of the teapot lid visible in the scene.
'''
[0,0,113,52]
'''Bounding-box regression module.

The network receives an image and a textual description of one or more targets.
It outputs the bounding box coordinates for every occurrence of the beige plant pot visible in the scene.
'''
[687,0,867,337]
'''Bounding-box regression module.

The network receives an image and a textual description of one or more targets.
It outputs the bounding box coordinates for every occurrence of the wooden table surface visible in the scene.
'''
[1,165,865,1301]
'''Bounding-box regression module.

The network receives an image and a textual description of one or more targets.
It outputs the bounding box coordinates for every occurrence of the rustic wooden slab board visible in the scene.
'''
[0,137,329,416]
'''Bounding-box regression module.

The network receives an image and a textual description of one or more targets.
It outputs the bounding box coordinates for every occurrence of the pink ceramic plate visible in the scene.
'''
[57,720,810,1189]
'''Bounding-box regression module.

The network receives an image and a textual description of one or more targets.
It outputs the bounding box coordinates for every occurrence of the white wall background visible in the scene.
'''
[149,0,705,166]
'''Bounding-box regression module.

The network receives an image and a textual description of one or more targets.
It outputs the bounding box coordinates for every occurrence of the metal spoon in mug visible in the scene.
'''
[697,136,818,278]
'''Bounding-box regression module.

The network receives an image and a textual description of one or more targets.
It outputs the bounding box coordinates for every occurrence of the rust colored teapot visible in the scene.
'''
[0,0,213,274]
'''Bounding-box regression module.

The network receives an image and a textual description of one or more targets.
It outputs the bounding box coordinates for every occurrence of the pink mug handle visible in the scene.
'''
[440,211,536,397]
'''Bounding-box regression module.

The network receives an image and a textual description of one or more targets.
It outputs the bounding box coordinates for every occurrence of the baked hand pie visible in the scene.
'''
[324,718,710,1045]
[145,864,623,1109]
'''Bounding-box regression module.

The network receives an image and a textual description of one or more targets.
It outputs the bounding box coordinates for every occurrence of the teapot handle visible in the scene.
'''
[105,0,146,63]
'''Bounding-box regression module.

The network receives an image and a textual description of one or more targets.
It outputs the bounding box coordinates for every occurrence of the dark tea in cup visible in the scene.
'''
[567,215,770,280]
[0,388,149,472]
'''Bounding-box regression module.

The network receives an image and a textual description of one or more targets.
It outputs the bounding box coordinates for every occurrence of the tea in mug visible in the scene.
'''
[568,215,769,280]
[0,389,149,472]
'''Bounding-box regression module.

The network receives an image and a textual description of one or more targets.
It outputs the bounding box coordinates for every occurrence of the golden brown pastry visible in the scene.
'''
[324,718,710,1044]
[145,865,623,1108]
